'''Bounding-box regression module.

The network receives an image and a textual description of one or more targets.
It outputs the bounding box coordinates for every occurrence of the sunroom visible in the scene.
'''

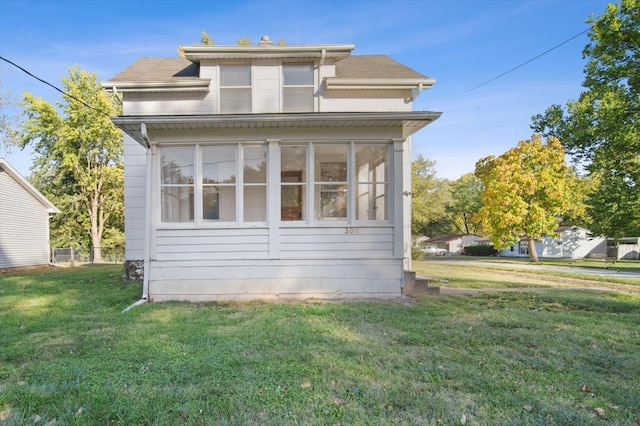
[112,111,439,301]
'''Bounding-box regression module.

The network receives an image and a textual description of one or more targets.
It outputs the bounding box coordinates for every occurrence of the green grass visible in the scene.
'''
[445,256,640,273]
[414,259,640,292]
[1,265,639,425]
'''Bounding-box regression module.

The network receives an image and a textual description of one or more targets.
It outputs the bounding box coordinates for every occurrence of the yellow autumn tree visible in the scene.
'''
[474,135,583,262]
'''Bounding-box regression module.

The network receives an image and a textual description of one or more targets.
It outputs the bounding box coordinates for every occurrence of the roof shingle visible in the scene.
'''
[335,55,428,79]
[106,58,198,82]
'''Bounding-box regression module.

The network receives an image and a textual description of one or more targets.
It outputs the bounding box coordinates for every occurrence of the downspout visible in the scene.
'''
[111,87,123,105]
[318,48,326,111]
[122,123,152,313]
[408,83,423,102]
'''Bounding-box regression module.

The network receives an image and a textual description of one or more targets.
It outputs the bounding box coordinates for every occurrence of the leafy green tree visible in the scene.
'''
[531,0,639,237]
[18,66,123,262]
[411,155,451,235]
[475,135,582,262]
[446,173,483,235]
[178,30,215,57]
[0,83,18,155]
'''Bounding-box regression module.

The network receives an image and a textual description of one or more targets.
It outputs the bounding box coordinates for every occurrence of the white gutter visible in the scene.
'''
[102,80,210,93]
[122,123,152,313]
[324,77,436,90]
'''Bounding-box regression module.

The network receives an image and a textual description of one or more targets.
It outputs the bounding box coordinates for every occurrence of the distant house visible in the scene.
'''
[427,234,483,255]
[609,237,640,260]
[102,37,441,302]
[498,226,607,259]
[0,159,59,269]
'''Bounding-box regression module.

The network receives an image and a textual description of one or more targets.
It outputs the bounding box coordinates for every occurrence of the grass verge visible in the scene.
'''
[1,265,639,425]
[413,260,640,293]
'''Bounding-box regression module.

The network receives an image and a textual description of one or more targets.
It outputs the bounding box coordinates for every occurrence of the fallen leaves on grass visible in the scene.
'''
[594,407,606,418]
[523,405,533,412]
[333,397,346,407]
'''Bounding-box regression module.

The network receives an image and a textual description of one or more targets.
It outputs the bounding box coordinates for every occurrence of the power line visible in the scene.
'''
[466,28,590,93]
[0,55,112,118]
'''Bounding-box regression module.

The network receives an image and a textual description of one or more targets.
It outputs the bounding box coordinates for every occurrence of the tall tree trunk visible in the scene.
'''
[90,191,104,263]
[527,237,539,263]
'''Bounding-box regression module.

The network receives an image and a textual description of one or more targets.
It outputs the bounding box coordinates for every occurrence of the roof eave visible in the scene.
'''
[0,158,60,214]
[325,77,436,90]
[101,79,211,93]
[111,111,442,147]
[182,44,354,62]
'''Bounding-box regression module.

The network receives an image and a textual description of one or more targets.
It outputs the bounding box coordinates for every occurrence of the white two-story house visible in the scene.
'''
[103,36,440,302]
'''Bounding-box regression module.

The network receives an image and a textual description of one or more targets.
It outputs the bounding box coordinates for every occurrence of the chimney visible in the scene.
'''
[259,35,273,47]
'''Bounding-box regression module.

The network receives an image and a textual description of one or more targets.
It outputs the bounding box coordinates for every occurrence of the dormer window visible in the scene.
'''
[283,63,314,112]
[220,65,252,113]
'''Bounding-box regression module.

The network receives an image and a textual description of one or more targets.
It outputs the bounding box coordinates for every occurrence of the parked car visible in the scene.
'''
[423,245,446,256]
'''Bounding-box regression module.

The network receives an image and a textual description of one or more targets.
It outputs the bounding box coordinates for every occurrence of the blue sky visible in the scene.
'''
[0,0,610,179]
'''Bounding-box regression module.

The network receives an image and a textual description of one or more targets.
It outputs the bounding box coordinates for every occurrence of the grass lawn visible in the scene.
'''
[414,259,640,293]
[1,265,639,425]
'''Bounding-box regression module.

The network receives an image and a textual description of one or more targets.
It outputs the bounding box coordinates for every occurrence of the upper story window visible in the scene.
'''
[283,64,314,112]
[220,65,252,113]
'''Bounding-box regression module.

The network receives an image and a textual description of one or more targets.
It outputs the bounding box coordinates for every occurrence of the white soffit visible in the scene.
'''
[112,112,442,147]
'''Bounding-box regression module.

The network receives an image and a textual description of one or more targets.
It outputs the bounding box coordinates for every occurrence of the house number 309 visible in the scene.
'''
[345,227,359,234]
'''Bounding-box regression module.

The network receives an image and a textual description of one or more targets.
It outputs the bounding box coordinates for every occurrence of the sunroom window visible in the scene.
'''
[243,146,267,222]
[202,146,236,221]
[220,65,252,113]
[283,64,314,112]
[356,144,388,220]
[314,145,348,220]
[160,147,195,222]
[281,145,307,221]
[160,144,267,224]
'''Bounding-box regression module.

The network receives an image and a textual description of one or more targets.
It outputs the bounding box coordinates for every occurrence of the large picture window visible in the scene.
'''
[220,65,252,113]
[283,64,314,112]
[160,144,267,224]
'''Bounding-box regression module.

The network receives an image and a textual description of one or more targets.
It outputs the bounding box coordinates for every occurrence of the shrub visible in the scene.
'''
[463,244,497,256]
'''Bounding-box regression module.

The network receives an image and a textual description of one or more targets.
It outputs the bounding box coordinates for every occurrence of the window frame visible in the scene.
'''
[280,141,391,225]
[158,143,268,228]
[282,63,315,113]
[219,64,253,114]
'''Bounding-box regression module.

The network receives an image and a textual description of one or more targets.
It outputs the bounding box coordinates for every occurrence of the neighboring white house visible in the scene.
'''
[499,226,607,259]
[0,158,60,269]
[102,36,441,302]
[427,234,483,255]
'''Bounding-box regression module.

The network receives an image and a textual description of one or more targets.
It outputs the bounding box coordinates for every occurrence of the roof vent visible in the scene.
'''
[259,35,273,47]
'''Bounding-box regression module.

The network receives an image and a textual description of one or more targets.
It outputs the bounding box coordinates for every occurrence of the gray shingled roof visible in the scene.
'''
[107,58,198,82]
[106,55,427,83]
[335,55,428,79]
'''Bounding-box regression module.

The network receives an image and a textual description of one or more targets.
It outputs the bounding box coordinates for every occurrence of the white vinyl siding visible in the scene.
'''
[0,169,51,268]
[148,257,401,301]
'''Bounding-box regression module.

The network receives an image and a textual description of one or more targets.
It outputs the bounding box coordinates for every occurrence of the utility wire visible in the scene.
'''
[466,28,590,93]
[0,55,112,118]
